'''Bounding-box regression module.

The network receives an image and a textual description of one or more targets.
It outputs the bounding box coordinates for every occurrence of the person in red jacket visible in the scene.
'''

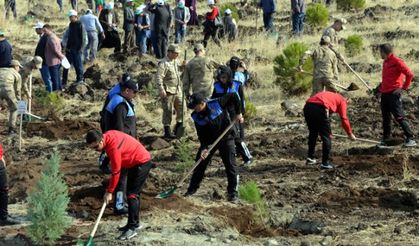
[304,92,356,169]
[0,144,19,226]
[86,130,152,241]
[202,0,221,48]
[376,43,416,147]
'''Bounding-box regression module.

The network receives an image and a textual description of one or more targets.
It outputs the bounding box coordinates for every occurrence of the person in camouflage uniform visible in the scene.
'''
[298,36,341,95]
[19,56,43,99]
[182,43,219,99]
[155,44,185,138]
[0,60,23,134]
[322,18,347,50]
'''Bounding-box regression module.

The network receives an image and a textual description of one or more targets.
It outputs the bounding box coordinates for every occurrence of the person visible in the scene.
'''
[57,0,63,12]
[291,0,305,36]
[182,43,219,99]
[259,0,276,32]
[123,0,136,53]
[19,56,43,101]
[134,5,151,56]
[99,3,121,53]
[212,65,253,166]
[303,91,356,170]
[80,9,105,64]
[375,44,416,147]
[62,10,88,86]
[86,0,94,10]
[70,0,78,10]
[173,0,190,44]
[155,44,185,138]
[0,144,19,226]
[0,31,13,68]
[4,0,17,19]
[202,0,221,48]
[298,36,341,95]
[34,22,53,92]
[229,56,249,86]
[185,93,242,202]
[148,0,172,59]
[185,0,198,26]
[222,9,237,42]
[95,0,104,13]
[43,24,65,92]
[322,18,347,50]
[0,60,23,134]
[86,130,152,240]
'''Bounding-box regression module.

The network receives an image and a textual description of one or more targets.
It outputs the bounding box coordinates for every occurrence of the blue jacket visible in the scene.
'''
[259,0,276,13]
[0,39,12,68]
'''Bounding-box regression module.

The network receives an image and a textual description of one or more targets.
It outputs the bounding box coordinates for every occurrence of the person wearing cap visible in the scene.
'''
[85,129,152,240]
[99,3,121,53]
[43,24,66,92]
[19,56,43,100]
[229,56,249,86]
[155,44,185,139]
[202,0,221,48]
[298,36,341,95]
[291,0,305,36]
[322,18,347,50]
[148,0,172,59]
[259,0,276,32]
[185,92,243,202]
[0,31,13,68]
[0,60,23,134]
[4,0,17,19]
[134,5,151,56]
[123,0,136,53]
[80,9,105,63]
[62,10,88,86]
[222,8,237,42]
[173,0,190,44]
[34,22,53,92]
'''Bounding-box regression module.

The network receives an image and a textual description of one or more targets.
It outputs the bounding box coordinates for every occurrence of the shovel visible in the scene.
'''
[175,50,188,139]
[342,60,373,92]
[157,120,237,199]
[333,134,380,144]
[296,69,359,91]
[76,201,107,246]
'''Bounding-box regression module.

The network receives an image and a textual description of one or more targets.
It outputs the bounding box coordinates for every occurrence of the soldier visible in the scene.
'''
[322,18,347,50]
[0,60,23,135]
[183,43,219,99]
[19,56,43,100]
[155,44,185,139]
[298,36,343,95]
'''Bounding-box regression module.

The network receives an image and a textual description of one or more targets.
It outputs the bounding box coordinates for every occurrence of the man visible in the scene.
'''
[62,9,88,86]
[183,43,219,99]
[185,93,242,202]
[259,0,276,32]
[123,0,136,53]
[156,44,185,139]
[57,0,63,12]
[0,143,19,226]
[173,0,190,44]
[376,44,416,147]
[4,0,17,19]
[19,56,43,100]
[80,9,105,64]
[99,3,121,53]
[0,31,12,68]
[34,22,53,92]
[0,60,23,134]
[44,24,65,92]
[149,0,172,59]
[303,91,356,170]
[86,130,152,240]
[222,9,238,42]
[291,0,305,36]
[298,36,340,95]
[70,0,77,10]
[322,18,347,50]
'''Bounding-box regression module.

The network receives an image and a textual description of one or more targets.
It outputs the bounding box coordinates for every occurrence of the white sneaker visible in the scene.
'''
[404,139,417,147]
[306,157,317,165]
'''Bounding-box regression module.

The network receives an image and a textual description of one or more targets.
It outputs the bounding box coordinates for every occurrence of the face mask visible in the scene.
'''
[177,2,185,8]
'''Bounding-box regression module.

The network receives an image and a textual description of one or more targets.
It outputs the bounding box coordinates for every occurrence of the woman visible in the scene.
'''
[202,0,221,48]
[134,5,151,55]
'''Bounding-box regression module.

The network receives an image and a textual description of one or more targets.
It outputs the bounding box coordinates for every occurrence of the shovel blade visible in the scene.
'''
[347,83,360,91]
[175,126,185,139]
[156,186,177,199]
[75,236,95,246]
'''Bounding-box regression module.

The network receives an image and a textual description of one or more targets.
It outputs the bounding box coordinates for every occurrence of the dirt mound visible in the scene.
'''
[26,119,99,140]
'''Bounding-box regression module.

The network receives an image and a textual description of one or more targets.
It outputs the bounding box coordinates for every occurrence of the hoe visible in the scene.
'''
[76,201,107,246]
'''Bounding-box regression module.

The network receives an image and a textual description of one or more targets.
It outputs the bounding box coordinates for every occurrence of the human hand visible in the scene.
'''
[159,88,167,98]
[103,192,112,204]
[236,113,244,123]
[200,149,209,160]
[101,33,106,39]
[349,133,356,141]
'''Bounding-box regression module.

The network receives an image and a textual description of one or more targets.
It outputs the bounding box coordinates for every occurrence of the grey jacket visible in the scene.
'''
[291,0,305,14]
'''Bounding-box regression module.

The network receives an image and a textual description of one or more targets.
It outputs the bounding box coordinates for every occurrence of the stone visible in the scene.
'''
[68,82,89,96]
[150,138,171,150]
[301,240,311,246]
[320,236,333,246]
[288,217,323,235]
[264,239,279,246]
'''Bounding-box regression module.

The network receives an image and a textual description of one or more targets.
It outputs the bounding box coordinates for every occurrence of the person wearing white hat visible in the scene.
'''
[173,0,190,44]
[222,8,237,42]
[202,0,221,48]
[34,22,53,92]
[134,5,151,55]
[80,8,105,63]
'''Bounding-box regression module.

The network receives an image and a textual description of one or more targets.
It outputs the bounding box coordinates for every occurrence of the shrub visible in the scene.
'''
[239,181,269,222]
[345,34,363,57]
[273,42,313,96]
[174,138,195,172]
[219,3,240,21]
[35,89,65,112]
[337,0,366,11]
[244,100,257,120]
[27,151,71,245]
[305,3,329,29]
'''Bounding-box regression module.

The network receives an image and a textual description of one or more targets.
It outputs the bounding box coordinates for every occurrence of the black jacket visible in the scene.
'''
[35,34,48,66]
[149,3,172,35]
[0,39,12,68]
[67,21,84,51]
[211,80,245,118]
[102,94,137,138]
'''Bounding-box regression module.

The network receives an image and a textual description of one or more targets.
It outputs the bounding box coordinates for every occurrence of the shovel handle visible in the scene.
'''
[90,201,107,238]
[343,61,372,91]
[334,134,380,144]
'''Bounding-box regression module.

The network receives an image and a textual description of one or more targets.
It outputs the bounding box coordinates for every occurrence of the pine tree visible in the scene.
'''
[27,151,71,245]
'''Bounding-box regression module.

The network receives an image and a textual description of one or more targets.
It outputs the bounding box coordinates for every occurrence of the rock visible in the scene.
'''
[81,210,90,219]
[356,223,368,231]
[288,217,323,235]
[320,236,333,246]
[269,210,294,228]
[394,226,402,234]
[68,82,89,96]
[378,190,418,211]
[223,239,232,244]
[150,138,171,150]
[260,138,273,146]
[211,189,223,200]
[84,64,102,81]
[281,100,301,117]
[264,239,279,246]
[301,240,311,246]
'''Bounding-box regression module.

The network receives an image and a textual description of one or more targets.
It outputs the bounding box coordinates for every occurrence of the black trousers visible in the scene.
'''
[187,139,239,196]
[235,123,251,162]
[114,169,127,211]
[5,0,16,19]
[0,160,8,220]
[126,161,152,230]
[381,93,414,140]
[203,27,221,48]
[304,103,331,164]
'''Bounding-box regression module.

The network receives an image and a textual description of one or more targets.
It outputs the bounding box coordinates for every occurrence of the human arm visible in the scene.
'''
[298,49,313,71]
[113,103,128,132]
[206,6,219,20]
[156,62,167,97]
[95,16,105,34]
[337,101,353,136]
[185,8,191,23]
[14,72,22,100]
[218,93,241,115]
[238,84,245,116]
[106,147,122,193]
[182,64,192,97]
[81,25,88,52]
[399,59,414,91]
[61,29,69,49]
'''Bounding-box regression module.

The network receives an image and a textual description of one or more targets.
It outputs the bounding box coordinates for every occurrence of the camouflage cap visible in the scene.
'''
[11,60,23,68]
[193,43,205,52]
[32,56,43,69]
[335,17,347,29]
[168,44,180,53]
[321,36,331,44]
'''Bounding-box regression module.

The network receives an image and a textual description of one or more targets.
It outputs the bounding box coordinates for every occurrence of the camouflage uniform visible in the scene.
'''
[322,26,340,49]
[155,57,185,127]
[0,68,22,129]
[183,55,219,99]
[18,57,38,99]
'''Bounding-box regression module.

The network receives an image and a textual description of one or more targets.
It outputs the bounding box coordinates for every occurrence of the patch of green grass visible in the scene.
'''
[345,34,363,57]
[239,181,269,222]
[337,0,366,11]
[35,89,65,112]
[174,138,195,172]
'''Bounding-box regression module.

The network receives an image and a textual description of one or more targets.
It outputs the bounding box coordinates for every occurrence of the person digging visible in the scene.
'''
[303,91,356,170]
[184,92,242,203]
[86,130,153,241]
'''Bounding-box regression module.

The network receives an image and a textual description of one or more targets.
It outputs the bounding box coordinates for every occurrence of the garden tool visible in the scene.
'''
[342,60,372,92]
[175,50,187,139]
[333,134,380,144]
[157,120,237,199]
[76,201,107,246]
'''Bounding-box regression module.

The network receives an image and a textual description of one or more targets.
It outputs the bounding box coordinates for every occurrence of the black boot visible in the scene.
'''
[164,126,175,139]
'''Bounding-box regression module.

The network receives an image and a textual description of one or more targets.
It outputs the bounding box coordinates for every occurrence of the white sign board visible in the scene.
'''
[17,100,27,114]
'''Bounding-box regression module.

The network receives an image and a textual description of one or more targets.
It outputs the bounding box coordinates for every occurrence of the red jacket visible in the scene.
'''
[206,6,219,21]
[306,92,353,135]
[0,144,3,159]
[103,130,151,193]
[380,53,414,93]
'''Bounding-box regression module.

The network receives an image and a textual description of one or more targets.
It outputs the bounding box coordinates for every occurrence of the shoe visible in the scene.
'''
[404,139,417,147]
[320,162,335,170]
[184,189,197,197]
[118,228,138,240]
[163,126,175,139]
[118,223,144,232]
[243,157,254,166]
[227,194,239,203]
[0,216,20,226]
[306,157,317,165]
[114,206,128,215]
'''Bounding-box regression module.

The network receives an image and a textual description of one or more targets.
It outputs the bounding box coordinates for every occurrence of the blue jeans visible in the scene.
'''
[40,64,52,92]
[136,29,150,54]
[175,26,186,44]
[292,13,305,35]
[63,48,84,86]
[263,12,274,32]
[49,64,62,91]
[56,0,62,11]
